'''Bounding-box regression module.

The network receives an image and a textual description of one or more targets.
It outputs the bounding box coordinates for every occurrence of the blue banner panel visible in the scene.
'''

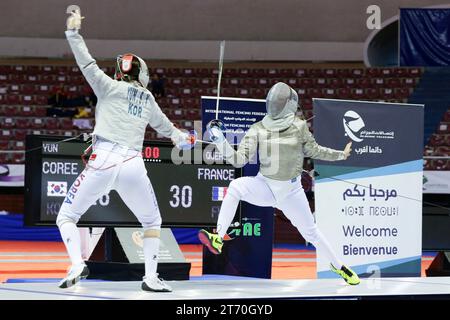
[201,96,274,279]
[400,8,450,66]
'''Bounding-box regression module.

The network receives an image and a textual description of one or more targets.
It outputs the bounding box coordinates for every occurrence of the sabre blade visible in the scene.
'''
[215,40,225,120]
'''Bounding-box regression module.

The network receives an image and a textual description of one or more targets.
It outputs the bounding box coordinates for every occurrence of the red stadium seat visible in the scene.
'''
[351,69,364,77]
[45,118,58,130]
[296,69,307,78]
[224,69,238,78]
[0,129,12,141]
[198,78,212,88]
[15,118,31,129]
[167,78,183,87]
[0,141,10,150]
[41,66,55,74]
[3,106,18,116]
[394,88,410,99]
[172,109,185,120]
[324,69,336,77]
[31,118,45,129]
[407,68,422,77]
[13,129,27,141]
[280,69,296,78]
[59,118,74,130]
[357,78,372,88]
[329,78,343,88]
[238,88,251,98]
[380,68,393,77]
[380,88,395,100]
[183,98,197,109]
[314,78,327,88]
[243,79,257,87]
[182,68,194,77]
[387,78,401,87]
[35,95,49,105]
[21,95,36,105]
[12,140,25,150]
[238,69,250,77]
[394,68,407,77]
[309,69,325,78]
[252,69,266,78]
[287,79,298,87]
[34,106,48,117]
[337,88,352,98]
[180,88,192,97]
[344,78,356,87]
[251,88,266,98]
[12,153,25,164]
[372,78,385,88]
[299,78,313,88]
[26,74,40,82]
[186,109,201,120]
[267,69,281,78]
[366,68,381,77]
[323,88,337,99]
[2,117,15,129]
[0,153,10,163]
[17,106,34,117]
[186,78,200,87]
[195,68,210,77]
[365,88,380,99]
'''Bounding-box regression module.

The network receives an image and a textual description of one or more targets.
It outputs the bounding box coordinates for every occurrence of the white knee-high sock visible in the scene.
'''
[59,222,84,266]
[143,237,160,278]
[216,193,240,239]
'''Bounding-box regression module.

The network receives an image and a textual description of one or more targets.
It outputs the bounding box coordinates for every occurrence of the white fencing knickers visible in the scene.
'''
[56,137,162,230]
[216,172,343,269]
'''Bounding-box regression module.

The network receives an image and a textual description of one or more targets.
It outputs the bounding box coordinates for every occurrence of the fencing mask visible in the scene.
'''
[266,82,299,119]
[262,82,299,131]
[114,53,149,88]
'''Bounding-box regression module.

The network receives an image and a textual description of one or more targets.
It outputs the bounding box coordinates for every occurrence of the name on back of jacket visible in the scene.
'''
[127,87,150,118]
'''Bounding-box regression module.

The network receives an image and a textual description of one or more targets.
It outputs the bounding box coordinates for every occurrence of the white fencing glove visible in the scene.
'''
[171,130,197,150]
[206,119,226,143]
[66,6,84,31]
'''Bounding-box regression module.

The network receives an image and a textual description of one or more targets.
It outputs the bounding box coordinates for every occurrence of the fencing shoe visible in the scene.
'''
[198,229,223,254]
[142,274,172,292]
[330,264,360,285]
[58,263,89,288]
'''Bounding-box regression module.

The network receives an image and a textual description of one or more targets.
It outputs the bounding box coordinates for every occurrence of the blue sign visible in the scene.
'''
[201,96,275,279]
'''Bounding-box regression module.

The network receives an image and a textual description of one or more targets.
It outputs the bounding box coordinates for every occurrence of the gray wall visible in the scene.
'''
[0,0,447,61]
[1,0,447,41]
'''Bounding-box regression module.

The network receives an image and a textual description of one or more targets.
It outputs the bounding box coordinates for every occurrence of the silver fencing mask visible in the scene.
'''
[266,82,299,119]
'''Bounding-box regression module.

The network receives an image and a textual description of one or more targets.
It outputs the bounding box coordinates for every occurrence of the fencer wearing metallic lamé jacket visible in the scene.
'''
[199,82,360,286]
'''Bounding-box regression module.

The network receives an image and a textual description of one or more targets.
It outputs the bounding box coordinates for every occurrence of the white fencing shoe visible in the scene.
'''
[141,274,172,292]
[58,264,89,289]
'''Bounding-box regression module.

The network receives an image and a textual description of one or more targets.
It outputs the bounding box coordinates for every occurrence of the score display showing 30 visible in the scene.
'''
[25,136,241,227]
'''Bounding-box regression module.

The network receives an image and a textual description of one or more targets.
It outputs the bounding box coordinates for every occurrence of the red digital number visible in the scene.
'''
[143,147,160,159]
[144,147,152,158]
[153,147,160,159]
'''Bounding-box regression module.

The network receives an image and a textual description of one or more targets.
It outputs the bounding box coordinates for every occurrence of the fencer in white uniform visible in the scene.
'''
[199,82,360,285]
[57,9,191,291]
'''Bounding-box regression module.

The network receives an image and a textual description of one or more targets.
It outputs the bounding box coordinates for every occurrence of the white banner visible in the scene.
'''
[423,171,450,194]
[314,99,423,278]
[0,164,24,187]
